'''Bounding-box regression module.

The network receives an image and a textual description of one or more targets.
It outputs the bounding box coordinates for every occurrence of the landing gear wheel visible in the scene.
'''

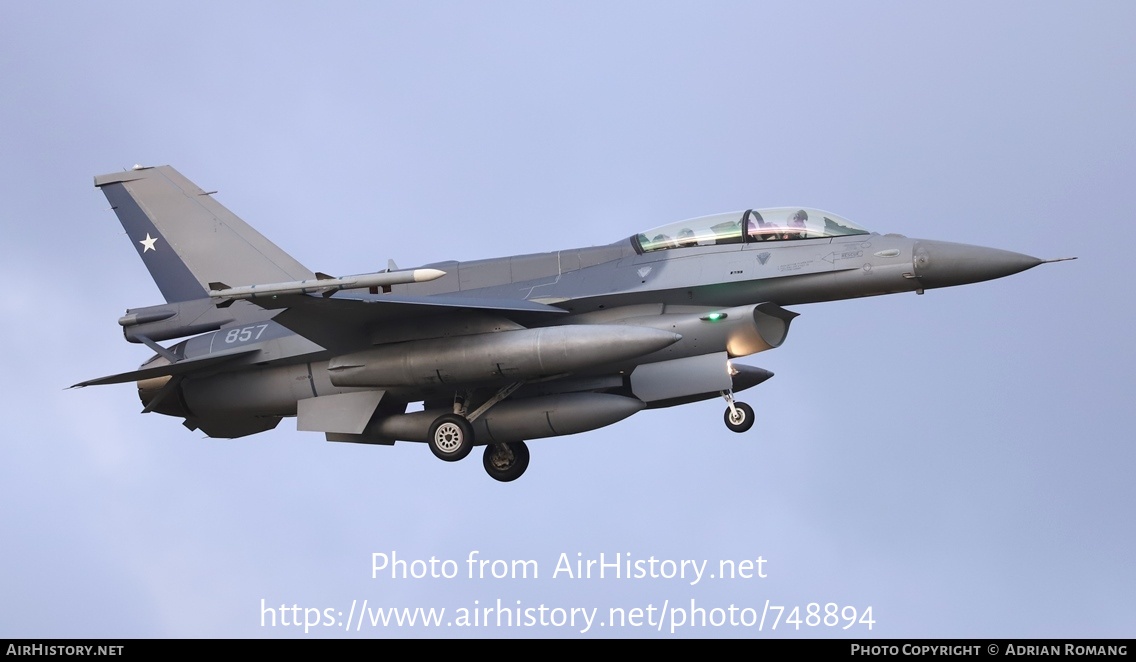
[483,441,530,482]
[724,402,755,433]
[428,414,474,462]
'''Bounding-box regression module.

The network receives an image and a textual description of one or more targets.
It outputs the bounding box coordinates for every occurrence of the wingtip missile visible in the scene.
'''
[207,268,446,301]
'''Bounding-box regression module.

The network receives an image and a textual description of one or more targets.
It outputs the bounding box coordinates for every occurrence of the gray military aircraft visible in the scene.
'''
[75,165,1071,481]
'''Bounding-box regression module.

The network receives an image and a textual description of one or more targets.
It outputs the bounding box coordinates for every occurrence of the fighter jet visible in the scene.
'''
[74,165,1071,481]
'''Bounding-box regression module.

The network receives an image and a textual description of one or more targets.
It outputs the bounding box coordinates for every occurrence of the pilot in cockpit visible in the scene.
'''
[785,209,808,239]
[747,210,778,241]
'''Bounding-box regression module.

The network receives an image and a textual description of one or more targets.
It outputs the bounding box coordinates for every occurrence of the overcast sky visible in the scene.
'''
[2,1,1133,638]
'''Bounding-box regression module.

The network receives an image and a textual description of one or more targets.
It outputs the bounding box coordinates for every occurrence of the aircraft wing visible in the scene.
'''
[258,291,570,350]
[72,346,261,387]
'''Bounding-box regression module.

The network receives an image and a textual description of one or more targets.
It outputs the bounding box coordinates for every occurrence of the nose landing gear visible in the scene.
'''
[721,390,755,433]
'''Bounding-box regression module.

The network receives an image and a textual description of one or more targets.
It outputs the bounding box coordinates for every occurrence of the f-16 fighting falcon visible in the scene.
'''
[74,166,1072,481]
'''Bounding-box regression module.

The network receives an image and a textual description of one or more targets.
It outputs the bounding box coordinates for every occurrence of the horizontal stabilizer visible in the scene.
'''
[71,346,260,388]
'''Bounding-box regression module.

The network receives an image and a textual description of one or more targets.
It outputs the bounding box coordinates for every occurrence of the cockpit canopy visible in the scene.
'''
[633,207,870,253]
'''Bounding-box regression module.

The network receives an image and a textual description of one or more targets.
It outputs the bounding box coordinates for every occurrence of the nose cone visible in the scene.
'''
[912,240,1043,289]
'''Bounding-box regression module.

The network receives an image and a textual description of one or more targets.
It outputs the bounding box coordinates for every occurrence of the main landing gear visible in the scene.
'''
[483,441,530,483]
[427,414,474,461]
[426,382,530,481]
[721,390,755,433]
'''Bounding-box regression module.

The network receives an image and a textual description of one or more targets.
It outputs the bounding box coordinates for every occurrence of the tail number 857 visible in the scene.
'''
[223,324,269,344]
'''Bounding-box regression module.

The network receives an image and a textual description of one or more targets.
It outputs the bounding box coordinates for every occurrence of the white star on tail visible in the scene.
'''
[139,233,158,252]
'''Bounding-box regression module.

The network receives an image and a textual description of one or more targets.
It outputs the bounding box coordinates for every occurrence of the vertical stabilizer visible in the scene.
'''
[95,165,315,303]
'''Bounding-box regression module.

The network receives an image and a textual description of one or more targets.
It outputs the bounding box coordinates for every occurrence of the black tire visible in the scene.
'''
[427,414,474,462]
[723,402,755,433]
[482,441,530,482]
